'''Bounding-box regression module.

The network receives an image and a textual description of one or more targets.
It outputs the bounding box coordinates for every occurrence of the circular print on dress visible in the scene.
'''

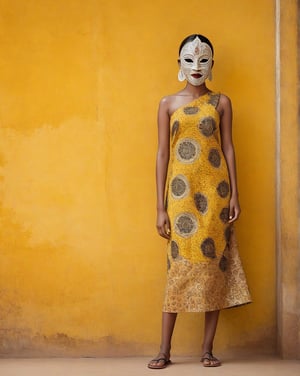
[208,148,221,168]
[171,120,180,137]
[183,106,199,115]
[171,240,179,259]
[217,180,230,198]
[194,192,208,214]
[200,237,216,258]
[176,138,200,163]
[208,93,220,107]
[219,207,230,223]
[219,255,227,272]
[174,212,198,238]
[171,174,189,199]
[198,116,217,137]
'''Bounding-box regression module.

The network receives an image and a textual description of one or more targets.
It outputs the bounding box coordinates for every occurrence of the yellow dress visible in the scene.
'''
[163,92,251,312]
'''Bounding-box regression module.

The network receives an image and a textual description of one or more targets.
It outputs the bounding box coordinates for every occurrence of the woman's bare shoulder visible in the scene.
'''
[218,93,232,106]
[216,93,232,114]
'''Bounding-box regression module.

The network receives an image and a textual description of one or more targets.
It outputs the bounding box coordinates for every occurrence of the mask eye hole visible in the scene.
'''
[200,58,208,63]
[184,58,193,63]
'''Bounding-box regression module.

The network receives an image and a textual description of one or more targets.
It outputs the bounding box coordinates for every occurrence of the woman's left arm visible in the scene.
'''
[218,94,241,223]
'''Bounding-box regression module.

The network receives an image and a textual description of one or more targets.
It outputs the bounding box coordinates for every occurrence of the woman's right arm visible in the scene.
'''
[156,97,171,240]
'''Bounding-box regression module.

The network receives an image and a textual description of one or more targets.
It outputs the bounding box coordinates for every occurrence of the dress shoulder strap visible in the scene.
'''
[208,92,221,108]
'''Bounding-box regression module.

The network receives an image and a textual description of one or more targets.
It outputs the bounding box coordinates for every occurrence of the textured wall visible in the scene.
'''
[0,0,276,356]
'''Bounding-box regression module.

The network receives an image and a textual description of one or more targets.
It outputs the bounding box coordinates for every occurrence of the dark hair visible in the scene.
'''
[179,34,214,56]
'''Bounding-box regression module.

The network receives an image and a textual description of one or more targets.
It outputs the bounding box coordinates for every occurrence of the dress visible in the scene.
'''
[163,91,251,312]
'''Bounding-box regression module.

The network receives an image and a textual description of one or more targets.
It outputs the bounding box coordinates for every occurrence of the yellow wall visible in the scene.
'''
[0,0,276,356]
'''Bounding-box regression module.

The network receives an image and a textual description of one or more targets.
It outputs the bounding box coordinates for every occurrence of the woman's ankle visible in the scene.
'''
[201,343,213,354]
[159,344,171,356]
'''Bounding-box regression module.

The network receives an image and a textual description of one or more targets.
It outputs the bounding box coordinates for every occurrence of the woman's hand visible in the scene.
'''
[228,195,241,223]
[156,209,171,239]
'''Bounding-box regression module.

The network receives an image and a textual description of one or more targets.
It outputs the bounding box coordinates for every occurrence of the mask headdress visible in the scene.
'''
[193,38,201,55]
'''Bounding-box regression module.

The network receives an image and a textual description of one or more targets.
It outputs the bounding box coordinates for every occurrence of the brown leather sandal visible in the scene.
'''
[147,352,171,369]
[201,351,221,367]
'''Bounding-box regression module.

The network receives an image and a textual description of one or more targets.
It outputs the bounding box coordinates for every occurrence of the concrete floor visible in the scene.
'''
[0,356,299,376]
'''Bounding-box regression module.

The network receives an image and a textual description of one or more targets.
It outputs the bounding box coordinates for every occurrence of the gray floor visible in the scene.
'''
[0,356,299,376]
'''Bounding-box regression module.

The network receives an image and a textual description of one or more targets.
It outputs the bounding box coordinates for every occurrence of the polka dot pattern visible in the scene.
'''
[208,93,220,107]
[208,148,221,168]
[198,116,217,137]
[171,174,189,199]
[200,237,216,258]
[220,207,229,223]
[217,180,230,198]
[219,255,227,272]
[176,138,200,163]
[171,240,179,259]
[194,192,208,214]
[183,106,199,115]
[171,120,179,137]
[174,212,198,238]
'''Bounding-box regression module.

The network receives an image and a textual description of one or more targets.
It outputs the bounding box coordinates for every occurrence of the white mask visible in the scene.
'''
[178,37,213,86]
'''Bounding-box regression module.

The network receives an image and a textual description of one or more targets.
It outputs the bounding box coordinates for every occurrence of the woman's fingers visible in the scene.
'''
[228,205,240,223]
[156,211,171,239]
[228,203,234,223]
[165,218,171,238]
[156,222,171,239]
[158,226,170,239]
[228,214,236,223]
[161,224,171,239]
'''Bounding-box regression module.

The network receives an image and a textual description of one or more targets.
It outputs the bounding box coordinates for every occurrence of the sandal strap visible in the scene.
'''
[148,356,171,369]
[201,351,213,359]
[152,357,168,362]
[201,352,220,361]
[151,352,170,361]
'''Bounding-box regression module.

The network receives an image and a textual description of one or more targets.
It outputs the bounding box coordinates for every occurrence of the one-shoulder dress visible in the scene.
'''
[163,92,251,312]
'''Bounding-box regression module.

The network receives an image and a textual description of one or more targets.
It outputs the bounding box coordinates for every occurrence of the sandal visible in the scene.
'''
[147,352,171,369]
[201,351,221,367]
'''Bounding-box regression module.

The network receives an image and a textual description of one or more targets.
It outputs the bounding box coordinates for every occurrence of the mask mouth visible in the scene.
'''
[191,73,202,79]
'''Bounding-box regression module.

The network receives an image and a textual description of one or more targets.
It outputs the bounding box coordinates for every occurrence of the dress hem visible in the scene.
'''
[162,300,252,313]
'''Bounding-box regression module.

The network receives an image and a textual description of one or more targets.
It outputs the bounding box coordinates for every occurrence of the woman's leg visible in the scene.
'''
[201,310,221,366]
[202,310,219,352]
[160,312,177,354]
[148,312,177,368]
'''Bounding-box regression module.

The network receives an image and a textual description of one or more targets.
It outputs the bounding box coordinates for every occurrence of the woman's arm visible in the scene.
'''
[156,97,171,239]
[218,94,241,223]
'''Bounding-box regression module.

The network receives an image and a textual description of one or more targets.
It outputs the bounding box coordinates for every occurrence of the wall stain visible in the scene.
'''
[0,327,277,358]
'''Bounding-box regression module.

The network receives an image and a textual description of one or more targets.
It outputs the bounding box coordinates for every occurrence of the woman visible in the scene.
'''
[148,34,251,369]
